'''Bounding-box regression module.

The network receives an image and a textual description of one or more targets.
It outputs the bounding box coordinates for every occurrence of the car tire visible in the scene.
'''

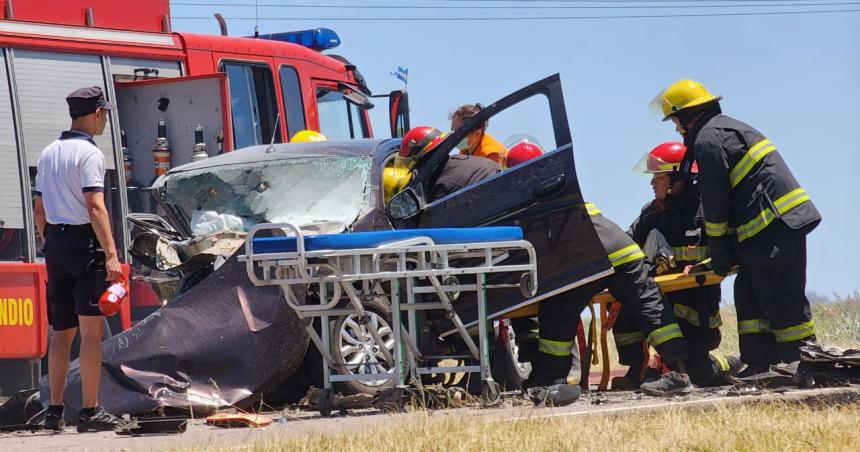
[491,323,532,391]
[328,297,398,395]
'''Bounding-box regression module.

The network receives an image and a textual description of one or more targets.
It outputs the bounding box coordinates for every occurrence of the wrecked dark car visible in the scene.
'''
[47,74,612,419]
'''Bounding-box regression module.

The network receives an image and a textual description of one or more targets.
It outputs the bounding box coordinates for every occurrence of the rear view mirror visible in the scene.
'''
[387,187,421,220]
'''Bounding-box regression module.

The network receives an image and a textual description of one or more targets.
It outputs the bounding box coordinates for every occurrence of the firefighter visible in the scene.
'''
[395,126,498,202]
[449,104,508,165]
[627,142,740,387]
[652,80,821,375]
[508,144,694,397]
[503,138,544,169]
[33,87,122,432]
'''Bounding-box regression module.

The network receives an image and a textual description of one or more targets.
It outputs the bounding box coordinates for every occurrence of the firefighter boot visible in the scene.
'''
[524,352,581,406]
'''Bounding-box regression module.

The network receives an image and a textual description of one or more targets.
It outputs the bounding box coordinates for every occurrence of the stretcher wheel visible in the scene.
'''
[481,381,501,407]
[319,388,334,417]
[519,273,537,298]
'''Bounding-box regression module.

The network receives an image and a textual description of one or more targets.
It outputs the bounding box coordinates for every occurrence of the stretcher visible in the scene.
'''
[239,223,538,415]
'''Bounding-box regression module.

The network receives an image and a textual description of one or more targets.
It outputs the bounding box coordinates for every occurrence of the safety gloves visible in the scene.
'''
[708,235,738,276]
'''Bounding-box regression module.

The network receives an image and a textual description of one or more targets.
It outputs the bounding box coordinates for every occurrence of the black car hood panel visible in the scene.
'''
[40,255,309,422]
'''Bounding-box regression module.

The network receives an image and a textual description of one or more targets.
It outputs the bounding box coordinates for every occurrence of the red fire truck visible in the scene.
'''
[0,0,408,394]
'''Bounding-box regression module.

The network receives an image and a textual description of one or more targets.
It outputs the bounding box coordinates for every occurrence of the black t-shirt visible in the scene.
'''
[431,154,498,201]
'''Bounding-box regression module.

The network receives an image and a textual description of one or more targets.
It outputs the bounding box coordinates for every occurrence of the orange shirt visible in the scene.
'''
[461,132,508,165]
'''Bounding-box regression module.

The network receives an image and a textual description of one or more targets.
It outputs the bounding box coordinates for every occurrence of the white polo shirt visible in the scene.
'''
[35,130,106,225]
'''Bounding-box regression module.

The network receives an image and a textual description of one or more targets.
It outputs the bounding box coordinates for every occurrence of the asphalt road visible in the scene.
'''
[2,387,858,452]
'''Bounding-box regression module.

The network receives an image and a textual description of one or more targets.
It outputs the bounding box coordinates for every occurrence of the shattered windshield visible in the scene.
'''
[162,156,372,233]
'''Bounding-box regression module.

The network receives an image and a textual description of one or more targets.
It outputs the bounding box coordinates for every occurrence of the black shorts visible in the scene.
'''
[44,224,107,330]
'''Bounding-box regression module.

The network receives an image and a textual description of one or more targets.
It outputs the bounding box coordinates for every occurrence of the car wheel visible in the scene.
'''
[491,322,532,390]
[331,297,398,395]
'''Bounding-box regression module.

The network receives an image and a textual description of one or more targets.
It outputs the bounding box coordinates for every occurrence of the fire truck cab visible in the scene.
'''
[0,0,408,395]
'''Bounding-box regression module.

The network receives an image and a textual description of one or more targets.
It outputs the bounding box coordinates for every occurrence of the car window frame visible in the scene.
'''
[404,73,572,204]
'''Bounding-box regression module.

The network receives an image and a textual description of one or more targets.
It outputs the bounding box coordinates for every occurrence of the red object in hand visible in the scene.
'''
[99,279,128,316]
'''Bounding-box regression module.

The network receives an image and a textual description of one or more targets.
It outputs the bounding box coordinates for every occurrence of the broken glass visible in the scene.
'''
[162,156,372,233]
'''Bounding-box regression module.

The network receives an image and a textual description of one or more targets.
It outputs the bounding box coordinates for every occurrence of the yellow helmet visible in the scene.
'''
[383,166,413,204]
[290,130,327,143]
[651,79,722,121]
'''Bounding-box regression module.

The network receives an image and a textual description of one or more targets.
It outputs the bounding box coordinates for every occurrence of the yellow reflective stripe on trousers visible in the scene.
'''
[773,320,816,343]
[538,338,574,357]
[705,221,728,237]
[608,244,646,267]
[647,323,684,346]
[672,246,709,262]
[614,331,646,346]
[674,304,723,329]
[710,353,731,372]
[585,202,601,216]
[738,318,771,335]
[736,188,812,242]
[730,139,777,188]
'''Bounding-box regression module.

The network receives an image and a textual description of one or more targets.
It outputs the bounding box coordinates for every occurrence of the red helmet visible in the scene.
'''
[506,140,544,168]
[634,141,697,175]
[399,126,445,160]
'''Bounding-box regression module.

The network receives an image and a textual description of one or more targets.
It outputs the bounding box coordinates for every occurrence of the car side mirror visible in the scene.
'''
[387,187,421,220]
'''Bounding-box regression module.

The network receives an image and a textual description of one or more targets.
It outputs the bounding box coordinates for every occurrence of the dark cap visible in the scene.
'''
[66,86,115,119]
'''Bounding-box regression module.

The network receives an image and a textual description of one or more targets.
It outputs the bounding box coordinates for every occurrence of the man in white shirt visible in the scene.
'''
[33,86,122,432]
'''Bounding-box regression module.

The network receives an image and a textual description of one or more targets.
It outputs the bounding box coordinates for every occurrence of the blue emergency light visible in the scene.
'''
[255,28,341,51]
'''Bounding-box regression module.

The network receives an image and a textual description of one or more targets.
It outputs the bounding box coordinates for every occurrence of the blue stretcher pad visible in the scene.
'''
[251,227,524,254]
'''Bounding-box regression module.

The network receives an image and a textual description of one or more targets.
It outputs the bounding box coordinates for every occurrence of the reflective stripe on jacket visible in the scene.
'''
[690,115,820,243]
[586,203,646,267]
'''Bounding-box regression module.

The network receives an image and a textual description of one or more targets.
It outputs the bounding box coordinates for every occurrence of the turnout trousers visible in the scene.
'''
[537,258,688,381]
[667,285,731,385]
[735,220,817,366]
[610,259,687,372]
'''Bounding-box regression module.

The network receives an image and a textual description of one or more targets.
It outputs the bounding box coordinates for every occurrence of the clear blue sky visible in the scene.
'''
[171,1,860,297]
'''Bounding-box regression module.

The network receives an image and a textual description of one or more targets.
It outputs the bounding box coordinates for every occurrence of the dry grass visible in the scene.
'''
[561,297,859,374]
[177,400,860,452]
[715,296,860,357]
[594,297,860,370]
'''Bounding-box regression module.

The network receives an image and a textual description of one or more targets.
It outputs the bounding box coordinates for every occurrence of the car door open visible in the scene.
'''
[391,73,612,328]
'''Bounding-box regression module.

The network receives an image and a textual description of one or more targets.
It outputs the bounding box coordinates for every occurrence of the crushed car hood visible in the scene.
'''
[39,253,309,423]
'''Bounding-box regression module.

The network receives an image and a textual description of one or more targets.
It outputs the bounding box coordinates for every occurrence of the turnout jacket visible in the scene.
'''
[585,203,645,267]
[686,114,820,243]
[628,185,708,264]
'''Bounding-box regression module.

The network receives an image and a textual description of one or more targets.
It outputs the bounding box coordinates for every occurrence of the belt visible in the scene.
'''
[46,223,94,234]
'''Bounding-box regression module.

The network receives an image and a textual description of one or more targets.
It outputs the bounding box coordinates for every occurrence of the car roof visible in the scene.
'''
[164,138,391,175]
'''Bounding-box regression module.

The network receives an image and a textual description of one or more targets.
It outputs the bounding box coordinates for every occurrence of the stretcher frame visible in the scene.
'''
[239,223,538,414]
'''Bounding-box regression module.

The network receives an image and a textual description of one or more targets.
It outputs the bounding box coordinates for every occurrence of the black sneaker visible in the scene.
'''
[77,406,121,433]
[639,371,694,396]
[43,411,64,432]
